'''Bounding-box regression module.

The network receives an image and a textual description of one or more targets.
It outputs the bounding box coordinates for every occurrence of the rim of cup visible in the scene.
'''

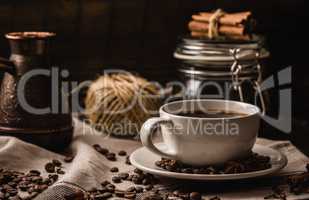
[160,99,260,120]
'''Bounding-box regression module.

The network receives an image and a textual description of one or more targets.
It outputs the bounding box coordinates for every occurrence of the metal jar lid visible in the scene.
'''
[174,35,270,64]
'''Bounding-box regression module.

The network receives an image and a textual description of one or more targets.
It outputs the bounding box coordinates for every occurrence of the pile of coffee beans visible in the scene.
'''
[264,163,309,200]
[85,183,221,200]
[93,144,117,161]
[167,190,202,200]
[155,152,271,174]
[0,157,71,200]
[87,143,223,200]
[84,174,215,200]
[44,159,65,174]
[138,189,221,200]
[84,167,158,200]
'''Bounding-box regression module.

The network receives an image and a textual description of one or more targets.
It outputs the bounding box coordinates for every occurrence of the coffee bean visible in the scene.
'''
[106,184,115,189]
[7,189,17,196]
[31,176,42,183]
[106,184,115,192]
[100,148,109,155]
[56,169,65,175]
[64,156,74,163]
[110,167,119,173]
[130,174,139,180]
[114,189,125,197]
[106,153,116,161]
[8,181,17,188]
[93,144,109,156]
[18,183,28,191]
[118,150,127,156]
[29,170,40,176]
[48,174,59,182]
[44,163,55,173]
[112,176,122,183]
[132,178,142,184]
[101,180,110,187]
[93,144,102,151]
[125,156,131,165]
[190,192,201,200]
[118,173,129,180]
[134,168,143,174]
[52,159,62,167]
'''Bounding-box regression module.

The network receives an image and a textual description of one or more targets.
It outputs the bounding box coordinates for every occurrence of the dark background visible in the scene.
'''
[0,0,307,153]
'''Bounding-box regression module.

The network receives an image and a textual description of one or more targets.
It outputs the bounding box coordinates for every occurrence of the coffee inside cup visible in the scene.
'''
[162,100,255,119]
[175,109,248,118]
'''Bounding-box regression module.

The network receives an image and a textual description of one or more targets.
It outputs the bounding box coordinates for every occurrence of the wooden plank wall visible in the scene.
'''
[0,0,196,83]
[0,0,306,83]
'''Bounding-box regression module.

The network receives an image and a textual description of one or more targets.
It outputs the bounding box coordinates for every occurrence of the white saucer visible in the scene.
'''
[130,143,288,181]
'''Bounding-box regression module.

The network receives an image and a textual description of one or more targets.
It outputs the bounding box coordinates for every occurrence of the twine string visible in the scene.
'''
[208,9,225,39]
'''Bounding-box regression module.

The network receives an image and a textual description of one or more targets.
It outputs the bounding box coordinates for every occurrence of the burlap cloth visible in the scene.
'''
[0,118,309,200]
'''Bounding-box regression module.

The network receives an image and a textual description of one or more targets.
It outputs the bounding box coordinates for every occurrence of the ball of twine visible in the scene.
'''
[85,73,161,136]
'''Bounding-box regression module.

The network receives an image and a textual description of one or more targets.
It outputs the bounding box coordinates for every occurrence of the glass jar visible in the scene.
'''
[174,36,270,114]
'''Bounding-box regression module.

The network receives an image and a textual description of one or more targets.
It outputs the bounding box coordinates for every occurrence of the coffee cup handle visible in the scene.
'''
[140,117,177,159]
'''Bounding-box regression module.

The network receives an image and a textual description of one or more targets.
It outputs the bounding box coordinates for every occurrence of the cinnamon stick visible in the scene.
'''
[192,11,251,26]
[188,20,245,36]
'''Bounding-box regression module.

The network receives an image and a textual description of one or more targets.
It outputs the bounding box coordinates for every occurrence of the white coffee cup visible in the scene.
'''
[140,99,260,166]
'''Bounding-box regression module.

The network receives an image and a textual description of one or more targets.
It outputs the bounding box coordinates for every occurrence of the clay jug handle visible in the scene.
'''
[0,57,15,74]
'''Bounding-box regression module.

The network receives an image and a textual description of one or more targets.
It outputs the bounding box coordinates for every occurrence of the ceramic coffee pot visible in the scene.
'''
[0,32,73,150]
